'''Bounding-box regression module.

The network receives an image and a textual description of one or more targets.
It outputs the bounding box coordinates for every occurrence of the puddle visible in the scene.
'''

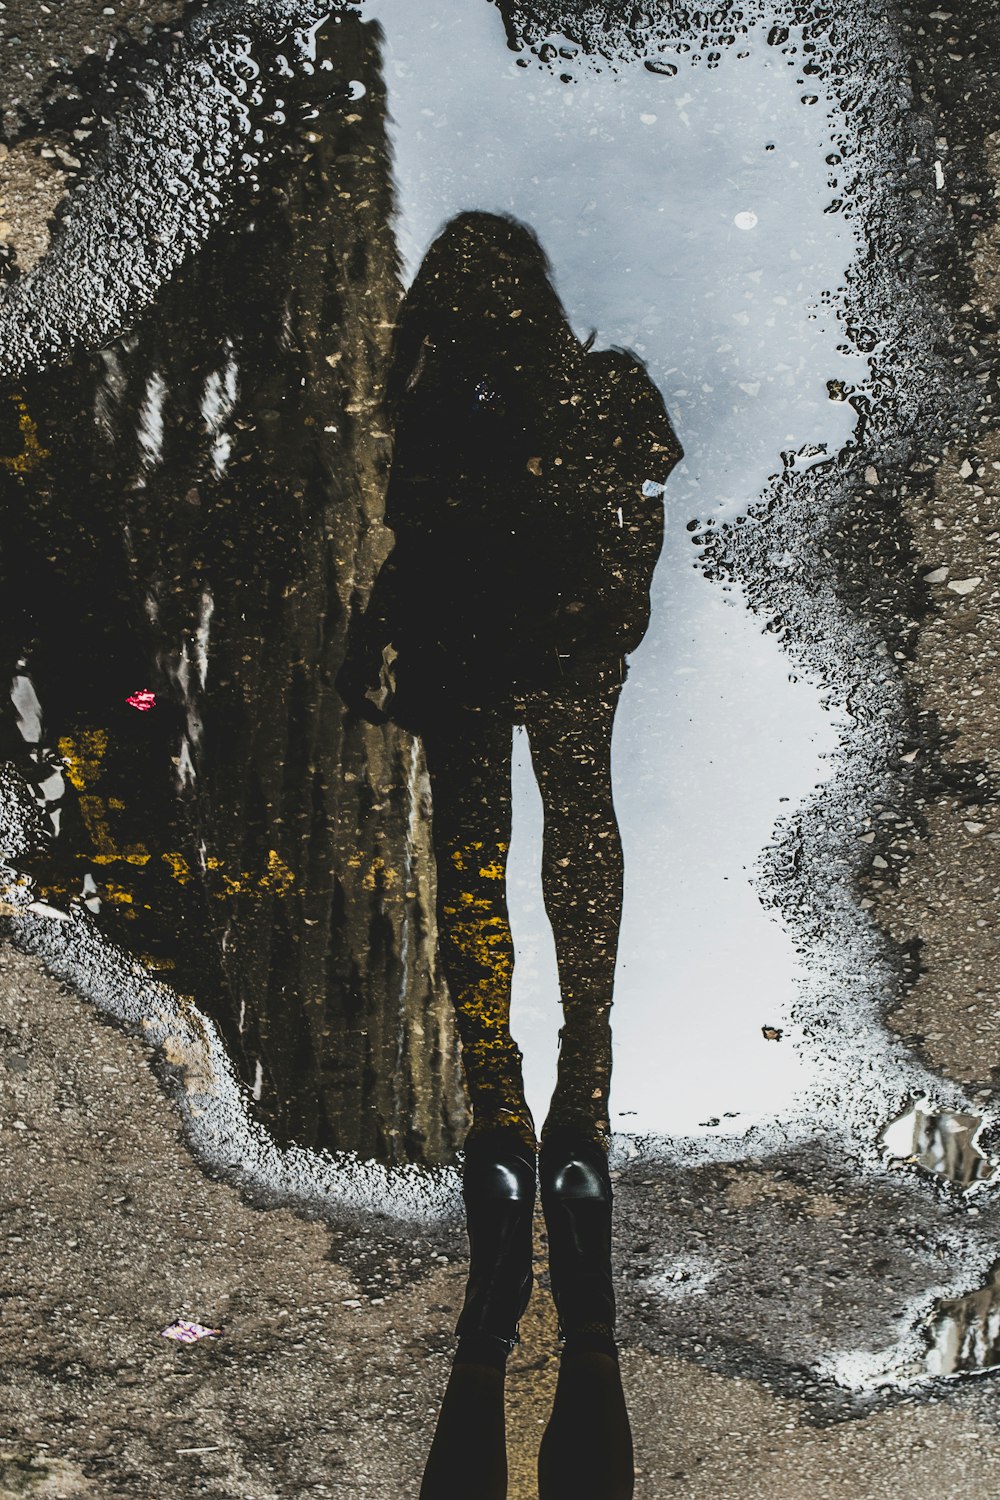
[1,0,999,1408]
[0,11,466,1166]
[365,0,973,1146]
[0,0,985,1168]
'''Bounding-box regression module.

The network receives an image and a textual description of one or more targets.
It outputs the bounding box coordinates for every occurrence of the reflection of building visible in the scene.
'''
[0,16,466,1164]
[897,1104,995,1188]
[926,1263,1000,1378]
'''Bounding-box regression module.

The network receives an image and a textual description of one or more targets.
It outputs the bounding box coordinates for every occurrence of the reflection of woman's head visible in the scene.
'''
[387,212,578,409]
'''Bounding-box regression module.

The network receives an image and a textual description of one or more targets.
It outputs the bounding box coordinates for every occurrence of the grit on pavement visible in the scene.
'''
[5,939,1000,1500]
[6,1,1000,1497]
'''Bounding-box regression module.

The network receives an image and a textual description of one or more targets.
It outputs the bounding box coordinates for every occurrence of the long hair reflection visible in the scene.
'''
[339,211,682,1498]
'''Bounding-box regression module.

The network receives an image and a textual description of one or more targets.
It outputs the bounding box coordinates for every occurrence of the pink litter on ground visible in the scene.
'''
[126,689,156,711]
[160,1320,221,1344]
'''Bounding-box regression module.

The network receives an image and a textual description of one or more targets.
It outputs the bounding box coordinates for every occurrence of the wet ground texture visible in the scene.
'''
[7,942,1000,1498]
[6,0,1000,1496]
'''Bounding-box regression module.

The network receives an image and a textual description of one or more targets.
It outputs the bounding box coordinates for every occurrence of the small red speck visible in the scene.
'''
[126,689,156,712]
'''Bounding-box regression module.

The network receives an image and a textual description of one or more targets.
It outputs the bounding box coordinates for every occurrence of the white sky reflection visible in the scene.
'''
[369,0,863,1136]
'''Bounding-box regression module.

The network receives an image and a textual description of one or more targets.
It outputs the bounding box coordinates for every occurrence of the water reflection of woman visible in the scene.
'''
[338,212,681,1499]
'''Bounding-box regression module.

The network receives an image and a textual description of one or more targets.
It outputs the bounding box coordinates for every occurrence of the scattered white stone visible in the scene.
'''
[923,566,949,583]
[965,822,986,835]
[947,576,982,595]
[959,458,974,478]
[872,856,888,868]
[865,465,879,485]
[26,901,70,921]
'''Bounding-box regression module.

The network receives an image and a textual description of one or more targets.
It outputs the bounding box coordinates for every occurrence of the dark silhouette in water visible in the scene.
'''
[338,211,681,1499]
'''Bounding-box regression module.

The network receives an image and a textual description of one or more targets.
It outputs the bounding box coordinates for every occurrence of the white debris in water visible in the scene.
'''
[195,589,214,692]
[734,210,758,230]
[881,1095,995,1184]
[10,674,42,744]
[816,1250,1000,1391]
[201,346,240,478]
[137,371,168,469]
[645,1252,720,1302]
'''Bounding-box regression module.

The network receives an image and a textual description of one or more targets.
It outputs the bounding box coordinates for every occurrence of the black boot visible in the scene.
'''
[455,1128,537,1356]
[539,1127,615,1349]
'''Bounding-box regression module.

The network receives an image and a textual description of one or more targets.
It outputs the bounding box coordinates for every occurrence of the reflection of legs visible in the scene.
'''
[527,685,634,1499]
[423,712,533,1147]
[420,713,534,1500]
[524,686,622,1148]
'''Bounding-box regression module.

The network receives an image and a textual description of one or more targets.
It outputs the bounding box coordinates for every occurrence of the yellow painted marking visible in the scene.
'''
[161,851,191,885]
[361,855,398,892]
[138,954,176,970]
[443,912,513,976]
[261,849,296,896]
[58,730,108,791]
[0,396,49,475]
[78,796,150,866]
[102,883,136,909]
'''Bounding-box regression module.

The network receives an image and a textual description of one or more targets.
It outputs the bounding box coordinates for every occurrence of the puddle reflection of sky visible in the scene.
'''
[368,0,867,1137]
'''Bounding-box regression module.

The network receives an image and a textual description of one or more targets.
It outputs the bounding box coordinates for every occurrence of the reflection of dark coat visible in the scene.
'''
[344,343,682,730]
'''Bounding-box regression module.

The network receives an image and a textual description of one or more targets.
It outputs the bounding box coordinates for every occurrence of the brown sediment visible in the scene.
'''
[0,141,67,273]
[883,433,1000,1086]
[502,1211,562,1500]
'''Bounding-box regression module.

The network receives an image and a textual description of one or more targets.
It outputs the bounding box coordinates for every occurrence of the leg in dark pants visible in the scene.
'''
[420,710,536,1500]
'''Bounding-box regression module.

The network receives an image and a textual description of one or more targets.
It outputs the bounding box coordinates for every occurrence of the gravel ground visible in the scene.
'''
[0,0,188,138]
[6,941,1000,1500]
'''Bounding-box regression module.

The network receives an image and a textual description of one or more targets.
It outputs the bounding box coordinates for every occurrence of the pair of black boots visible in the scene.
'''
[455,1126,616,1359]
